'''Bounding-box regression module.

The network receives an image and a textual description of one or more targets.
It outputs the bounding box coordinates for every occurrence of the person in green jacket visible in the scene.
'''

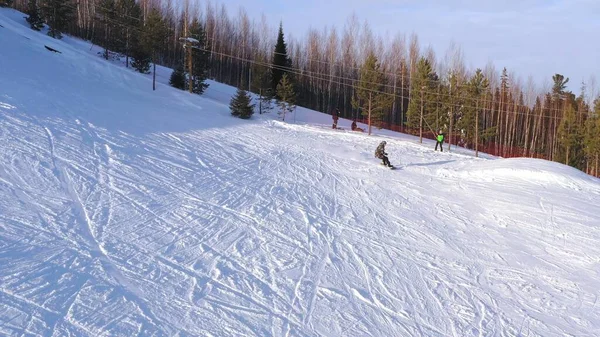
[435,130,445,152]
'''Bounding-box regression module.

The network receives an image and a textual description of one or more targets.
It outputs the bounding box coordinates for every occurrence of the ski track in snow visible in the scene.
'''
[2,7,600,337]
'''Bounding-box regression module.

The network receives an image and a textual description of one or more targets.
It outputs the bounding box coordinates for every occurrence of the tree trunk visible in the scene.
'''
[125,29,129,68]
[497,94,503,156]
[368,92,372,135]
[475,99,479,157]
[419,87,424,143]
[448,82,453,151]
[188,45,193,93]
[400,63,404,130]
[510,99,518,156]
[259,89,262,114]
[104,23,109,60]
[532,104,543,157]
[153,60,156,91]
[504,99,512,156]
[523,107,531,157]
[184,16,193,94]
[392,74,397,125]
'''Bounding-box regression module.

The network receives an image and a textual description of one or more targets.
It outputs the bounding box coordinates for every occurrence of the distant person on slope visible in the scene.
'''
[435,130,445,152]
[332,108,340,129]
[375,141,393,168]
[351,119,364,132]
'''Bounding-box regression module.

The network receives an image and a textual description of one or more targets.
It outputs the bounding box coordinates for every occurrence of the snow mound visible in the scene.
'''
[2,8,600,337]
[439,158,600,192]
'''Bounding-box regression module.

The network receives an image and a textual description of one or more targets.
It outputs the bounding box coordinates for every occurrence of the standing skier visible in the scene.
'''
[375,141,393,168]
[332,108,340,129]
[435,130,445,152]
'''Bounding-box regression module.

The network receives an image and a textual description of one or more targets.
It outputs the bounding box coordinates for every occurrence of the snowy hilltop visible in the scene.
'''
[1,8,600,337]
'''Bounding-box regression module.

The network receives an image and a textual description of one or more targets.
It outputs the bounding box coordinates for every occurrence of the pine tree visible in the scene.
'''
[26,0,44,31]
[594,115,600,175]
[558,103,582,166]
[584,97,600,175]
[256,69,274,114]
[584,116,599,175]
[131,36,151,73]
[276,74,296,122]
[189,18,210,94]
[552,74,569,98]
[351,53,393,135]
[169,65,186,90]
[272,23,292,96]
[406,57,438,140]
[41,0,73,39]
[139,8,167,90]
[230,88,255,119]
[115,0,141,67]
[98,0,116,60]
[0,0,13,7]
[457,69,489,152]
[251,55,273,113]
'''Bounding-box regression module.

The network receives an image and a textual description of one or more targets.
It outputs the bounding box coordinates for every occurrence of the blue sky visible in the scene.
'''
[221,0,599,94]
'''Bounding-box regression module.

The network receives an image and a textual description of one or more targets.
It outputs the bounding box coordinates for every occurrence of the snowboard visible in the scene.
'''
[379,163,396,170]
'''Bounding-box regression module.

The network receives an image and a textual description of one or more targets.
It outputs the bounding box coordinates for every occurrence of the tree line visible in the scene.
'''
[8,0,600,176]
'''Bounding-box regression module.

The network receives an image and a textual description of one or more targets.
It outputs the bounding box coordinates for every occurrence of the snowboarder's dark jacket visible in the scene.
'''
[332,109,339,121]
[375,142,387,158]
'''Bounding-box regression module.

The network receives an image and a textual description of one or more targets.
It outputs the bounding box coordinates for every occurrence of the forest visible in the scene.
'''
[5,0,600,176]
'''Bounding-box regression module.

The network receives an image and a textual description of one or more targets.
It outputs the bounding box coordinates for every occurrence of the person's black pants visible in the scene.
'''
[380,155,391,166]
[435,141,443,152]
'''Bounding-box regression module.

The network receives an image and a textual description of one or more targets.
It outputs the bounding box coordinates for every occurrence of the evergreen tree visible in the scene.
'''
[584,97,600,175]
[558,103,582,166]
[271,23,292,96]
[189,18,210,94]
[351,53,393,135]
[98,0,117,60]
[115,0,141,67]
[0,0,13,7]
[131,36,151,73]
[457,69,489,150]
[551,74,570,159]
[406,57,438,138]
[139,8,167,90]
[41,0,73,39]
[552,74,569,98]
[230,88,255,119]
[584,115,599,175]
[257,70,274,114]
[26,0,44,31]
[169,65,186,90]
[276,74,296,122]
[251,54,274,113]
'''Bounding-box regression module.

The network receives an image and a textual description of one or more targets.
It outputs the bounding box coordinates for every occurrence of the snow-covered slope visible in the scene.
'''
[1,8,600,337]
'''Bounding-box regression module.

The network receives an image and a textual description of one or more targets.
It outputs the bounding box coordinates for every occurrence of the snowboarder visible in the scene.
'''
[375,141,393,168]
[351,119,364,132]
[332,108,340,129]
[435,130,445,152]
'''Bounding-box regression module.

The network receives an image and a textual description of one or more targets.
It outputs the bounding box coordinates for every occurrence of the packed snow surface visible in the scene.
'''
[1,8,600,337]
